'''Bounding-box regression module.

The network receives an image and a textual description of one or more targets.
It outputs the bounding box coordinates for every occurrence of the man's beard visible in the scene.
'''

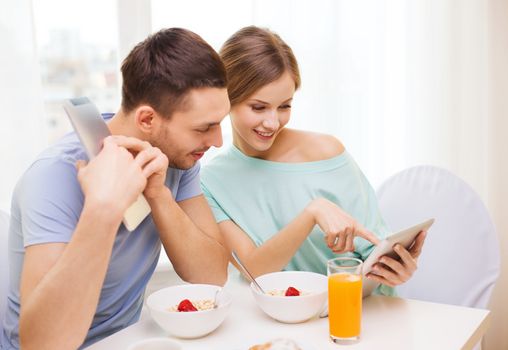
[167,153,194,170]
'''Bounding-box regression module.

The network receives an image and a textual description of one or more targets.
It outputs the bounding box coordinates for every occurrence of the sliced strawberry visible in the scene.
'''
[285,286,300,296]
[177,299,198,312]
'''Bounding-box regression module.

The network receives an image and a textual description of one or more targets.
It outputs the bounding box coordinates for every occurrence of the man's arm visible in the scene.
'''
[19,137,148,349]
[108,135,229,286]
[20,207,122,350]
[148,190,229,286]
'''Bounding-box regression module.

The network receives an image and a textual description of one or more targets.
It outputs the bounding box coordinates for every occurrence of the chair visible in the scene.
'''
[0,210,9,332]
[376,166,500,309]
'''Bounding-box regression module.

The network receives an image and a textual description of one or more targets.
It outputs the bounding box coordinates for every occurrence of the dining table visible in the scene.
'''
[86,270,490,350]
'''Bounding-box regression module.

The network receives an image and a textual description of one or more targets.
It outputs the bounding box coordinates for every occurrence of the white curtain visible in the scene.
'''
[246,0,491,195]
[152,0,492,194]
[0,0,46,212]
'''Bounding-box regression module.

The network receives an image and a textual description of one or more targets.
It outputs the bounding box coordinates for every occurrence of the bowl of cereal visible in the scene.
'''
[250,271,327,323]
[146,284,232,339]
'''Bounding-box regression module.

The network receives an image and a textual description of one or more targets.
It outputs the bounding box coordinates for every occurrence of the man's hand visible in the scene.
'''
[305,198,380,253]
[366,231,427,287]
[108,135,169,200]
[76,136,147,217]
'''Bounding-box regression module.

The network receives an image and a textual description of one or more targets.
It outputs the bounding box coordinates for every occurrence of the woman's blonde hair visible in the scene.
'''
[220,26,301,106]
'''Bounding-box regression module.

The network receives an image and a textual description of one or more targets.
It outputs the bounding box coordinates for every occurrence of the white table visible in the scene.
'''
[87,274,490,350]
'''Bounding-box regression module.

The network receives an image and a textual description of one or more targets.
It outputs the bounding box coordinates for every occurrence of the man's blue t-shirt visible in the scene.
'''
[0,114,202,349]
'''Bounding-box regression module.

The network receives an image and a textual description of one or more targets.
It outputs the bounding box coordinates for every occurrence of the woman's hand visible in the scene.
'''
[366,231,427,287]
[306,198,380,253]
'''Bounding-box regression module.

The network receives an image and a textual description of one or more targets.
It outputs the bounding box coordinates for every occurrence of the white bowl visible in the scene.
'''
[127,337,182,350]
[146,284,232,339]
[250,271,327,323]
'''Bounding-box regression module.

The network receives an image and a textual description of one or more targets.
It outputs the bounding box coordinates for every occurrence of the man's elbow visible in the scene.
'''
[210,252,229,286]
[19,318,31,350]
[179,260,228,286]
[211,267,228,286]
[19,311,85,350]
[19,314,43,350]
[185,272,227,286]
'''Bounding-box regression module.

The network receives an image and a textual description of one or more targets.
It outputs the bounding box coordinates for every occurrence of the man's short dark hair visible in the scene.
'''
[121,28,227,117]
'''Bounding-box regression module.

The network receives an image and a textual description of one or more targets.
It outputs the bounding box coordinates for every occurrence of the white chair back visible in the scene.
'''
[376,166,500,309]
[0,210,9,331]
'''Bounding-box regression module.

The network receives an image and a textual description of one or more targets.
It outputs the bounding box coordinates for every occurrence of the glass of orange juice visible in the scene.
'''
[327,257,363,345]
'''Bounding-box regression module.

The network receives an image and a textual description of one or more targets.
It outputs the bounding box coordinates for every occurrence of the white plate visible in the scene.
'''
[229,338,317,350]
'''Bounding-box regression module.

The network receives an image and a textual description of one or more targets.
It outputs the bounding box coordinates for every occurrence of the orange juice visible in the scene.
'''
[328,273,362,338]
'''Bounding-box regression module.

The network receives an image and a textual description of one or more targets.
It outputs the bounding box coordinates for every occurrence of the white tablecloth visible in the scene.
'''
[87,273,490,350]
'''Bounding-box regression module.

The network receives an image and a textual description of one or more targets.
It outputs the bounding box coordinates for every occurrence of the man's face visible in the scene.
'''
[150,87,230,170]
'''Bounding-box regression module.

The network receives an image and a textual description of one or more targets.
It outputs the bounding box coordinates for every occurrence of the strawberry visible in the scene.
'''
[177,299,198,312]
[285,286,300,296]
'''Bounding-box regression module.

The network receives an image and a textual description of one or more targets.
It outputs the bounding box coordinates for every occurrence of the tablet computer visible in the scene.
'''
[362,218,434,297]
[63,97,151,231]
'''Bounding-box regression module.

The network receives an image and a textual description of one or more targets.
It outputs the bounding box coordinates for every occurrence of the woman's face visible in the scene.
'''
[230,71,296,157]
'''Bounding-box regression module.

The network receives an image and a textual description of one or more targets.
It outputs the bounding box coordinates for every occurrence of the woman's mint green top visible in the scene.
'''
[201,145,394,295]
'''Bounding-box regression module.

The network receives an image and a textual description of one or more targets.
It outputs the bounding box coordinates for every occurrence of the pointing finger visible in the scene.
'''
[355,224,381,245]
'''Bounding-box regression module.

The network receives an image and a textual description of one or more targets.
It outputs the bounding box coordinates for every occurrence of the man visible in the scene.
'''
[1,28,230,350]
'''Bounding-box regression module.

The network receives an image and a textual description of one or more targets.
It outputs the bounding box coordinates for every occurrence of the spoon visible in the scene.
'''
[319,302,329,318]
[231,251,266,294]
[213,288,222,309]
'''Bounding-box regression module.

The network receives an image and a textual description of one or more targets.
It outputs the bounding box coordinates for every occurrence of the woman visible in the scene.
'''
[201,26,426,293]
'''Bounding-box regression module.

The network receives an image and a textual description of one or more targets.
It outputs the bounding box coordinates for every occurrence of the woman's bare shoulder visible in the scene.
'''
[283,129,345,162]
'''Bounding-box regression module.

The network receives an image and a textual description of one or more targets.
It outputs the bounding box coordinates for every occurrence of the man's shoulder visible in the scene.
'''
[10,136,85,239]
[15,134,85,199]
[38,132,87,163]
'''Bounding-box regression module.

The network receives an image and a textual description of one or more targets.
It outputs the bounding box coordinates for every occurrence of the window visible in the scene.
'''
[33,0,120,143]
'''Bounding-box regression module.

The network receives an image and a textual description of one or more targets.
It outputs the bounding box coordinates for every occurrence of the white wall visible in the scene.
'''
[484,1,508,349]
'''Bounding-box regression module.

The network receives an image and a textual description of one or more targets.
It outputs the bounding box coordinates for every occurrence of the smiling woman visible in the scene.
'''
[200,26,402,296]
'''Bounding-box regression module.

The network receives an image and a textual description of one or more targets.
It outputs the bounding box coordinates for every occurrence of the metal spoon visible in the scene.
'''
[319,302,329,318]
[213,288,222,309]
[231,251,266,294]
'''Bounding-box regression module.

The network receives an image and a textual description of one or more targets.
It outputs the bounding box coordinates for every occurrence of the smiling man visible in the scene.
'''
[1,28,230,350]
